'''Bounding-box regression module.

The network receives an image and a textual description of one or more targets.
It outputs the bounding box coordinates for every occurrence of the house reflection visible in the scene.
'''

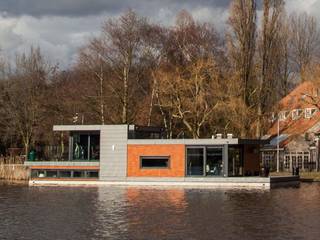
[124,187,188,238]
[126,187,187,209]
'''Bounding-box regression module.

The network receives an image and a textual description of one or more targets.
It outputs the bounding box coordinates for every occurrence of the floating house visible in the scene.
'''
[24,124,300,188]
[25,125,266,179]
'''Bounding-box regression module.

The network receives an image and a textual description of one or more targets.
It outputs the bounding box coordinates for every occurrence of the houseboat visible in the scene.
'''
[25,125,299,188]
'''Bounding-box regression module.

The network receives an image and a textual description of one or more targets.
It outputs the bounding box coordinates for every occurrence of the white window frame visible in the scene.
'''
[305,108,317,119]
[292,109,302,120]
[278,111,288,121]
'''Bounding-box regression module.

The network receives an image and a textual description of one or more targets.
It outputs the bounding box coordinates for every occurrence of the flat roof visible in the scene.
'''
[53,125,267,145]
[238,139,270,145]
[53,125,126,131]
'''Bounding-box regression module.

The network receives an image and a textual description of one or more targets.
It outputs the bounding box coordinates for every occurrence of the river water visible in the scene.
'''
[0,182,320,240]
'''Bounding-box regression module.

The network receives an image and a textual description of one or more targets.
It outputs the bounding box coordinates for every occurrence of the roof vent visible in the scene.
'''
[216,133,222,139]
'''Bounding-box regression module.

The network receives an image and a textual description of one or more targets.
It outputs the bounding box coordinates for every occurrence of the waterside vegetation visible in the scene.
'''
[0,162,30,181]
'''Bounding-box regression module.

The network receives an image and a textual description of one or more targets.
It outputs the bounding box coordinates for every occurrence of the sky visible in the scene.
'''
[0,0,319,69]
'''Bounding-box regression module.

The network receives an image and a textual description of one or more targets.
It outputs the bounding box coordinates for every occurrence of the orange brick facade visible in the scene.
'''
[127,144,185,177]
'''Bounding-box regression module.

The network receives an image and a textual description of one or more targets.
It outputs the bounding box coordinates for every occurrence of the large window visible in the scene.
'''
[206,148,223,176]
[228,146,243,177]
[31,169,99,179]
[186,147,224,177]
[187,147,204,176]
[140,156,170,169]
[71,132,100,161]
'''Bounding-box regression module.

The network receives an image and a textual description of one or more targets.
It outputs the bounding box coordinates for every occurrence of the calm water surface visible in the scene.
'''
[0,182,320,240]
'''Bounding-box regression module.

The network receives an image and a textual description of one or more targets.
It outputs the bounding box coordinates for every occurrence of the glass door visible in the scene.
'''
[206,148,223,176]
[186,147,204,176]
[228,146,243,176]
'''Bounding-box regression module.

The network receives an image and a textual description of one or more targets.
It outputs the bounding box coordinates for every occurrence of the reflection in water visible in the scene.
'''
[124,188,187,239]
[0,183,320,240]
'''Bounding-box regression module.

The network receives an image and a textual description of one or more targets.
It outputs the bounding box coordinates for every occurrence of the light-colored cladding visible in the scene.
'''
[99,125,128,180]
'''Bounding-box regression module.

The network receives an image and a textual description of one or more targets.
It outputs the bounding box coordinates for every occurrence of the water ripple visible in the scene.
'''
[0,183,320,240]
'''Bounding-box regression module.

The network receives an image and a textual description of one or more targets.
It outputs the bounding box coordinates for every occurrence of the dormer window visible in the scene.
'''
[292,109,302,120]
[278,111,288,121]
[305,108,317,119]
[269,112,276,122]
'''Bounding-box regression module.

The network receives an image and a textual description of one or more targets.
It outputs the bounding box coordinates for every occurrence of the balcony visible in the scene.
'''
[25,131,100,163]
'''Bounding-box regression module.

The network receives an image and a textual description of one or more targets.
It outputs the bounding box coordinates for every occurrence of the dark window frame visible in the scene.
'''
[70,131,100,161]
[140,156,170,169]
[185,146,225,177]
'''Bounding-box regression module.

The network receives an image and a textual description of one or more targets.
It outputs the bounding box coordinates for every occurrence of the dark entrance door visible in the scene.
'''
[186,147,204,176]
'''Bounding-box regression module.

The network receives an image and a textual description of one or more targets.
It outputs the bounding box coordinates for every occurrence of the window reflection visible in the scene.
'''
[228,146,243,176]
[206,148,223,176]
[89,134,100,160]
[187,148,204,176]
[73,134,88,160]
[71,132,100,161]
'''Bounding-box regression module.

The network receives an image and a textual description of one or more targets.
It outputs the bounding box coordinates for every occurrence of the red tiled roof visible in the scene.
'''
[268,81,320,138]
[278,81,316,110]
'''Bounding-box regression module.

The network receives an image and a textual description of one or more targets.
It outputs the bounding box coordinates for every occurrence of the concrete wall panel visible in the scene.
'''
[99,125,128,179]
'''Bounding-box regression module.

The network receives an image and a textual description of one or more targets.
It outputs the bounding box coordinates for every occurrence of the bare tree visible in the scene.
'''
[156,57,224,138]
[78,47,109,125]
[151,11,223,138]
[276,15,293,96]
[89,10,149,124]
[289,12,320,78]
[0,47,52,157]
[227,0,257,106]
[165,10,221,66]
[256,0,285,137]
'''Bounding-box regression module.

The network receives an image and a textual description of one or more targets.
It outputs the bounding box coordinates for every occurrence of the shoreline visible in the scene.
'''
[0,179,29,186]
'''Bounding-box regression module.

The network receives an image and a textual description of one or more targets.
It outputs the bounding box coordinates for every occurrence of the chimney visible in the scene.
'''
[216,133,222,139]
[227,133,233,139]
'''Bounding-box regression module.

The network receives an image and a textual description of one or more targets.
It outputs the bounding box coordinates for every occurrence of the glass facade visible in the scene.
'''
[186,147,223,177]
[186,148,204,176]
[71,132,100,161]
[206,148,223,176]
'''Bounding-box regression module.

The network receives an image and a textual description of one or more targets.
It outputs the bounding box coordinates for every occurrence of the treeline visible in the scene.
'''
[0,0,320,155]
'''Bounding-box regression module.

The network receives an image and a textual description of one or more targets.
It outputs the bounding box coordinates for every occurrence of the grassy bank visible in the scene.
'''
[270,171,320,181]
[299,172,320,181]
[0,163,30,181]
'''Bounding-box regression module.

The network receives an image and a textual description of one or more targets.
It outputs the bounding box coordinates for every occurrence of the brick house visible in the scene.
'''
[262,81,320,172]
